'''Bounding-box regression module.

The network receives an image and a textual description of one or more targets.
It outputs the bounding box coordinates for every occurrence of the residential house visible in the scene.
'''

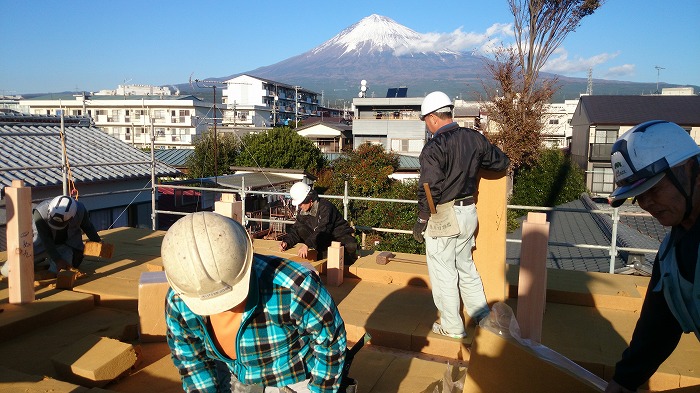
[570,95,700,195]
[221,75,320,128]
[19,91,218,149]
[352,93,425,157]
[0,113,178,250]
[296,119,353,153]
[453,100,482,130]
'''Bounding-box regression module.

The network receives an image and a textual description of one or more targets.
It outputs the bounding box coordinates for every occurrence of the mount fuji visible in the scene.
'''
[184,14,669,102]
[232,14,487,100]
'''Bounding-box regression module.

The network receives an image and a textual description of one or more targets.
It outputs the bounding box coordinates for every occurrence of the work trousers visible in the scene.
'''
[424,204,489,336]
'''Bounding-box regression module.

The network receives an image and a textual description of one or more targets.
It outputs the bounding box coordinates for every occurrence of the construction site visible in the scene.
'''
[1,170,700,393]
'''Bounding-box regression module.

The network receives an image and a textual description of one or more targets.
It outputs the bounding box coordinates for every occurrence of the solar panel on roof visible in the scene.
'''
[386,88,398,98]
[397,87,408,97]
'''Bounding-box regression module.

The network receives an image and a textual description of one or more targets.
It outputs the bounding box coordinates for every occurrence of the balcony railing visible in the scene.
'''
[589,143,613,161]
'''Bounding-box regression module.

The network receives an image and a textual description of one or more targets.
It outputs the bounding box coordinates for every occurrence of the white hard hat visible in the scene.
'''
[609,120,700,207]
[161,212,254,316]
[289,182,311,207]
[420,91,453,120]
[47,195,78,229]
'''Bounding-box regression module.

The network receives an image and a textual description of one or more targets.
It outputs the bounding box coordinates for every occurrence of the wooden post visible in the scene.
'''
[473,171,508,305]
[326,241,344,287]
[5,180,35,304]
[516,212,550,343]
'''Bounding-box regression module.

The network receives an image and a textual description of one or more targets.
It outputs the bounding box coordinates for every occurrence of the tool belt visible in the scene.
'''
[454,195,474,206]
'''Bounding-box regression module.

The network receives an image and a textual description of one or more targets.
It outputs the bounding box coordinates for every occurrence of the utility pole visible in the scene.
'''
[294,86,300,128]
[190,77,225,182]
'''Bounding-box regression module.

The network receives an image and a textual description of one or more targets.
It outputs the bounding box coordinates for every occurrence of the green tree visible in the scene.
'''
[233,127,326,173]
[508,148,588,230]
[319,143,398,196]
[316,144,422,254]
[186,130,240,179]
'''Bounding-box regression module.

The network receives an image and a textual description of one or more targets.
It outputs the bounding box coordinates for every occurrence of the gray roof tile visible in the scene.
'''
[0,115,179,189]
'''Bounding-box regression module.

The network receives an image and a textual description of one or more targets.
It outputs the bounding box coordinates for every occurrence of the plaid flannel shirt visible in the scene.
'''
[166,254,346,393]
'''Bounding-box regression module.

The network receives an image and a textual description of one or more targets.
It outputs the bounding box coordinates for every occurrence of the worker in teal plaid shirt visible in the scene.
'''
[162,212,346,393]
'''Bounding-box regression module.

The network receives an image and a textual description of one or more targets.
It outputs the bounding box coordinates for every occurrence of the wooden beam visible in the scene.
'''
[326,241,344,287]
[516,212,550,343]
[5,180,35,304]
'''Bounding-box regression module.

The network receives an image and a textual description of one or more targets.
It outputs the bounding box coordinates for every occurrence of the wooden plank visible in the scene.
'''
[5,180,34,304]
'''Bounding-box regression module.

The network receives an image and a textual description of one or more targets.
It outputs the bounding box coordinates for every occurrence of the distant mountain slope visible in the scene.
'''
[178,14,693,103]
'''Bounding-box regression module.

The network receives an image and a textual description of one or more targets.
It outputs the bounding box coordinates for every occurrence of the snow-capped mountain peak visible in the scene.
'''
[312,14,426,56]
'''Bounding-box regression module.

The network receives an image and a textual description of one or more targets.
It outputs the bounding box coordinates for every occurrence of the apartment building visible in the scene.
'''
[352,94,425,157]
[221,74,320,128]
[19,92,218,148]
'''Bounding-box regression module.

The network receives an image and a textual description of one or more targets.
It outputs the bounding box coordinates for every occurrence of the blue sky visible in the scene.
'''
[2,0,699,95]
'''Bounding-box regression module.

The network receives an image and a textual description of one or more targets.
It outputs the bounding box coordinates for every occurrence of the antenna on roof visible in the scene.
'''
[359,80,367,98]
[654,65,665,94]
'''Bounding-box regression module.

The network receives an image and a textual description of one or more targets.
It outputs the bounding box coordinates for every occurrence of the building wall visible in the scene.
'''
[19,97,215,148]
[352,119,426,156]
[352,97,425,156]
[222,75,320,128]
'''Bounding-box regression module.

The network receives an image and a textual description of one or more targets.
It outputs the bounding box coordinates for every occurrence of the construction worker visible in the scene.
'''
[1,195,102,278]
[280,182,358,265]
[414,91,510,339]
[163,212,347,392]
[605,120,700,393]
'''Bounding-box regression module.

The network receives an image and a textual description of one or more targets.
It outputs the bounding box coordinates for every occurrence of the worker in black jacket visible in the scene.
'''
[280,182,358,264]
[414,91,510,339]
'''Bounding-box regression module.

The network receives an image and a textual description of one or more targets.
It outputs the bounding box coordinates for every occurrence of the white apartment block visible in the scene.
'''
[19,93,218,148]
[221,75,320,128]
[541,98,580,148]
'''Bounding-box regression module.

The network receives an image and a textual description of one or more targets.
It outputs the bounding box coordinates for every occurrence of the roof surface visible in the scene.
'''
[575,95,700,125]
[154,149,193,167]
[215,172,300,189]
[0,114,178,188]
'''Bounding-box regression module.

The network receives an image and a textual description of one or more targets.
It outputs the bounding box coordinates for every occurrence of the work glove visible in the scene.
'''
[412,218,428,243]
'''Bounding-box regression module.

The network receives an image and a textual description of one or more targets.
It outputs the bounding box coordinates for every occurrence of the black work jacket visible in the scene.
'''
[417,122,510,220]
[281,198,354,251]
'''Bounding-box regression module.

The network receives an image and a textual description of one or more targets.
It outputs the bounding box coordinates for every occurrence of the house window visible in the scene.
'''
[549,119,559,125]
[594,128,619,143]
[591,166,614,194]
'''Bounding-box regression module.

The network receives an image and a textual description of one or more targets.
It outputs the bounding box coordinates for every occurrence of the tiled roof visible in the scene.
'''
[154,148,194,167]
[0,114,179,189]
[576,95,700,125]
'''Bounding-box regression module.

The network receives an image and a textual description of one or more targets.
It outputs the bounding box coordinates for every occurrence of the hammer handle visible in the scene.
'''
[423,183,437,214]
